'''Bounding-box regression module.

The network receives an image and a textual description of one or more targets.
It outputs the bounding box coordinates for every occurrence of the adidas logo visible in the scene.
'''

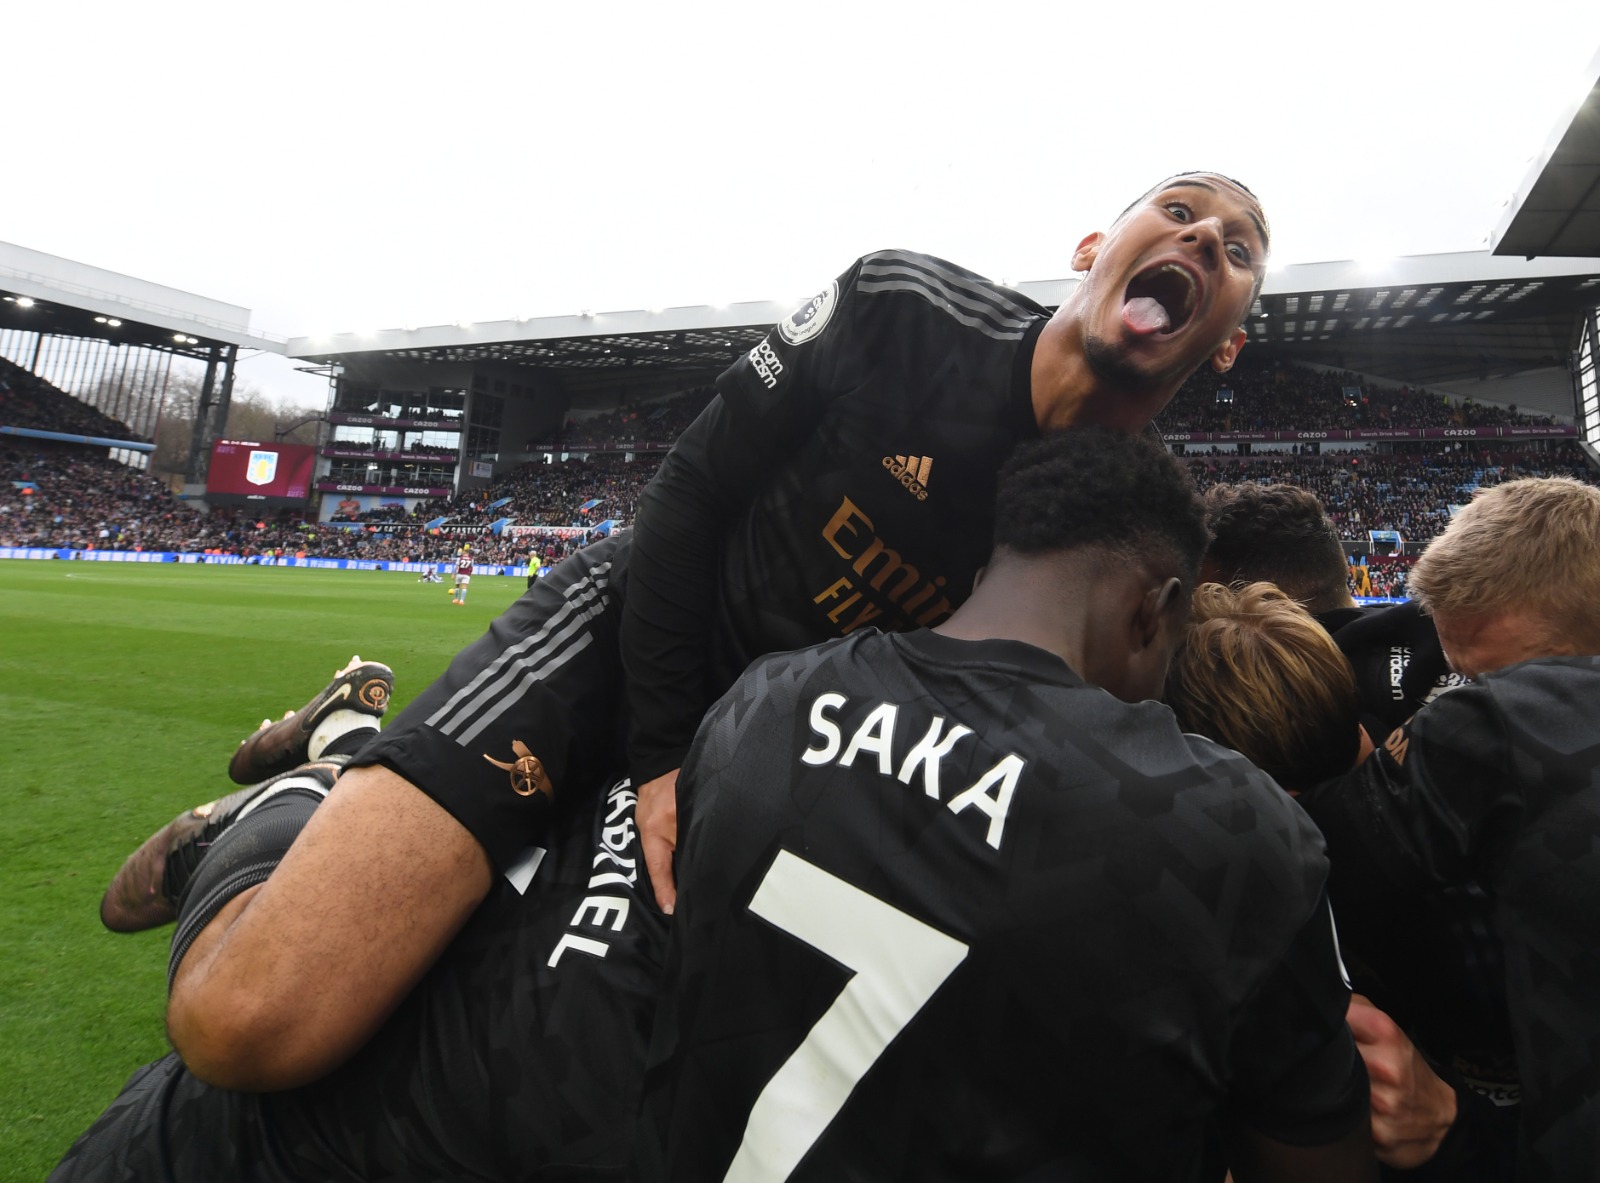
[882,454,931,501]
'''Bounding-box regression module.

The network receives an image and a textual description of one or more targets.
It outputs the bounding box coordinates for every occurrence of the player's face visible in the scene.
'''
[1073,176,1266,390]
[1432,607,1563,679]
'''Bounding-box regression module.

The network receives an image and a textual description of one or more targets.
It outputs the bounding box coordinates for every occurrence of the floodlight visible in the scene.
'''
[95,316,107,323]
[15,296,35,307]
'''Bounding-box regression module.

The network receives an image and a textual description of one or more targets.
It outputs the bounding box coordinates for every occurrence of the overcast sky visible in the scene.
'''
[5,2,1599,405]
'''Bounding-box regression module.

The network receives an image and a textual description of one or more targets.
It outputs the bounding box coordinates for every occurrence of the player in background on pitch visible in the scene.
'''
[636,430,1375,1182]
[153,173,1273,1097]
[450,544,473,604]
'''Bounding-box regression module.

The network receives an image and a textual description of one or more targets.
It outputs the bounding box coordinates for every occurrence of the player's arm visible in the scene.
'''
[1225,893,1378,1181]
[623,258,870,784]
[166,764,491,1091]
[1300,680,1516,904]
[624,258,872,905]
[1226,1119,1377,1183]
[1345,993,1461,1169]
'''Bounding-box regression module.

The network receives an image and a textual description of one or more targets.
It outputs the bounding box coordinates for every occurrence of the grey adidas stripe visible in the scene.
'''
[859,276,1031,340]
[451,631,597,747]
[860,257,1034,340]
[871,252,1036,324]
[427,562,612,741]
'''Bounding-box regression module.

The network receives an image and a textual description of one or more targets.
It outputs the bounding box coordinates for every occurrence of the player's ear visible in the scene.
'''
[1210,328,1248,373]
[1071,232,1103,273]
[968,564,988,595]
[1135,577,1185,649]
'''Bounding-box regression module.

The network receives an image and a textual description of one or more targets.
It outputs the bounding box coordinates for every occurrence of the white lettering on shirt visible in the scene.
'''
[800,692,1022,850]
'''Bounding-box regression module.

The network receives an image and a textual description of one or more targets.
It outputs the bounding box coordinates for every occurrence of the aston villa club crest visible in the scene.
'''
[246,450,279,487]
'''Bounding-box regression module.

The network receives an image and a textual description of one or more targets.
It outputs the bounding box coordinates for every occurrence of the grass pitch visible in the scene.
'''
[0,559,528,1181]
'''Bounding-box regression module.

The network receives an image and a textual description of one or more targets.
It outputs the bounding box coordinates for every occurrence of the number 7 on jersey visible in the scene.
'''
[724,850,970,1183]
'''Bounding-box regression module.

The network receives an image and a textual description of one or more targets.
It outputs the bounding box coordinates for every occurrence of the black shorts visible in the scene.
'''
[52,775,666,1182]
[354,534,632,870]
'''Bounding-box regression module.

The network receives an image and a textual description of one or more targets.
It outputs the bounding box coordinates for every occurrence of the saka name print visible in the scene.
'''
[801,693,1022,850]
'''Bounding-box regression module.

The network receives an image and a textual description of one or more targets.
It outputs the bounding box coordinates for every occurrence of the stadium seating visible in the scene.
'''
[0,358,148,443]
[4,361,1595,588]
[1162,354,1561,432]
[1183,446,1596,545]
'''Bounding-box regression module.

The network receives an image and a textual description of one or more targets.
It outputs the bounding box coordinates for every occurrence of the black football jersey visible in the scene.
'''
[636,629,1366,1182]
[52,779,665,1183]
[1302,656,1600,1183]
[623,252,1047,783]
[1322,601,1466,741]
[1312,602,1514,1106]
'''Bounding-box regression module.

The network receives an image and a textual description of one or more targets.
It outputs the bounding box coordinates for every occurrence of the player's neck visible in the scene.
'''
[1029,313,1171,434]
[935,560,1090,676]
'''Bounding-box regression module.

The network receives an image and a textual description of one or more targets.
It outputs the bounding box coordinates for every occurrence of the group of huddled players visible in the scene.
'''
[53,174,1600,1183]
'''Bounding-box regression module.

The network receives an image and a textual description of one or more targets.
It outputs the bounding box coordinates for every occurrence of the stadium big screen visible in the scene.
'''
[206,439,316,507]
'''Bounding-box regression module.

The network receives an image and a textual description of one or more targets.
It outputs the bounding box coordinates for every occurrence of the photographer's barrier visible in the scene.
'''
[0,548,535,578]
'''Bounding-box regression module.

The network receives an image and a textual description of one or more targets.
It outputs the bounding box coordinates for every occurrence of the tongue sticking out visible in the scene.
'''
[1122,295,1171,336]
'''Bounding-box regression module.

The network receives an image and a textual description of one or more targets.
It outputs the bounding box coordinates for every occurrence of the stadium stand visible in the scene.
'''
[4,356,1595,588]
[1183,443,1596,543]
[531,386,715,451]
[1162,353,1561,433]
[0,358,149,442]
[1,444,198,551]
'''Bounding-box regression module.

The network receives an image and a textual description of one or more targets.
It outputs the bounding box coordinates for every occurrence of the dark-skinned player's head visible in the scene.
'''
[983,428,1208,701]
[993,428,1209,578]
[1165,582,1361,791]
[1067,173,1269,398]
[1200,482,1354,614]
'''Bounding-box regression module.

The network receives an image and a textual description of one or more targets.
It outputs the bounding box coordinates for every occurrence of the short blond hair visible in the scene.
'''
[1165,582,1359,790]
[1410,476,1600,651]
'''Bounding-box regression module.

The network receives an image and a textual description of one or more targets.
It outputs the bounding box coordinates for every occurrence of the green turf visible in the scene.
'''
[0,559,527,1181]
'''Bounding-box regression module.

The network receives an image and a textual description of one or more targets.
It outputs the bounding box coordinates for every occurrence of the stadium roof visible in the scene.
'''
[1491,49,1600,260]
[286,253,1600,396]
[0,240,287,359]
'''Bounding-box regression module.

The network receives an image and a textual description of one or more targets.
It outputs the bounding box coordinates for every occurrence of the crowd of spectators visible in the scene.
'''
[1354,555,1416,599]
[0,359,148,443]
[326,440,459,458]
[1,441,659,569]
[4,364,1596,591]
[1,444,204,552]
[531,386,715,451]
[1183,444,1596,545]
[1163,354,1562,433]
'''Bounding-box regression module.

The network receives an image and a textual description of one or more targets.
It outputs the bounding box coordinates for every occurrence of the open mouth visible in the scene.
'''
[1122,263,1199,337]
